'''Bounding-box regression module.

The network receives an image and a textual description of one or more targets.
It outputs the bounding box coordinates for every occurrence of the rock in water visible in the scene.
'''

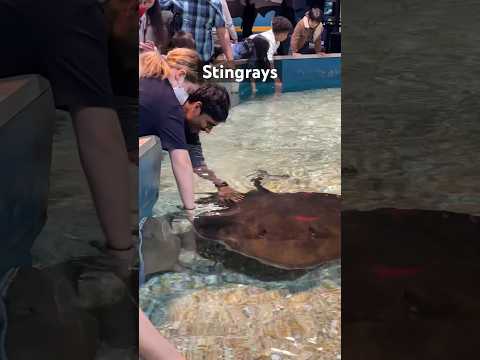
[141,216,182,275]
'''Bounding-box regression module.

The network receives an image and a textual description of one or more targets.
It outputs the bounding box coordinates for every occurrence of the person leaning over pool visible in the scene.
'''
[249,16,293,94]
[139,48,199,212]
[183,85,244,205]
[0,0,138,272]
[291,7,324,56]
[139,49,242,208]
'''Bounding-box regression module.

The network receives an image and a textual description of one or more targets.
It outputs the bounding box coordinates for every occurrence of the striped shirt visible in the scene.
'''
[158,0,226,61]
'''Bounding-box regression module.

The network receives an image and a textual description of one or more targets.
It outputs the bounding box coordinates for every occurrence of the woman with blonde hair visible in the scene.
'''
[138,47,202,360]
[139,47,202,210]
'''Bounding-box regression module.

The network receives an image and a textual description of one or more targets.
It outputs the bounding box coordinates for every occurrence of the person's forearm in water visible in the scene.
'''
[189,144,225,186]
[193,165,225,186]
[71,107,133,251]
[139,309,185,360]
[170,149,195,209]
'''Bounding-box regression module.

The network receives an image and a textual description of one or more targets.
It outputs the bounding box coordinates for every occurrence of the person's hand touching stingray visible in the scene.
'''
[193,164,245,206]
[182,85,245,206]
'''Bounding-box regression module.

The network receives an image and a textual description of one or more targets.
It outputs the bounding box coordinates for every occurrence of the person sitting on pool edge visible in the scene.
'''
[291,7,324,56]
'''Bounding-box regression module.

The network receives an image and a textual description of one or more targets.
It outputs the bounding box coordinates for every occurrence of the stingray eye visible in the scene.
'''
[309,226,317,239]
[258,228,267,237]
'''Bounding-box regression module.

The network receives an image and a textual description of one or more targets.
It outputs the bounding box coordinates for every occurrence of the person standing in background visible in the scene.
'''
[139,49,202,212]
[0,0,138,358]
[217,0,238,43]
[241,0,257,39]
[139,0,171,53]
[158,0,234,62]
[276,0,297,55]
[212,0,238,59]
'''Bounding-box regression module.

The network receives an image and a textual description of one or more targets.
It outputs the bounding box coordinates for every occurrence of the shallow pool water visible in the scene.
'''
[155,88,341,213]
[141,89,341,359]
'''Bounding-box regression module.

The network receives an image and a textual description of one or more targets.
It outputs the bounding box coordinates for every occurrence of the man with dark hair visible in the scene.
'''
[185,84,231,128]
[242,0,258,39]
[184,85,244,204]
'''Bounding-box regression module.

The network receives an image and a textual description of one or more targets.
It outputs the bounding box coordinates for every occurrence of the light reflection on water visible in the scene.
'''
[154,88,341,215]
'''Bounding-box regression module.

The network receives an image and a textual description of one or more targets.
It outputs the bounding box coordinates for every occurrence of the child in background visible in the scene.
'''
[231,35,270,66]
[249,16,292,94]
[250,16,293,64]
[169,31,196,50]
[291,7,324,55]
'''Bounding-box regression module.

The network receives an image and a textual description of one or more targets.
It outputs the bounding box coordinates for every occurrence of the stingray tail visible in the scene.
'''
[251,176,271,193]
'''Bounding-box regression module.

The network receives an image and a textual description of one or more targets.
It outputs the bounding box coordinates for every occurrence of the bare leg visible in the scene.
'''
[70,107,133,253]
[139,309,184,360]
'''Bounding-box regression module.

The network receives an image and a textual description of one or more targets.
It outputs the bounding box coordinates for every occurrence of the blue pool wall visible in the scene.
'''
[239,54,341,100]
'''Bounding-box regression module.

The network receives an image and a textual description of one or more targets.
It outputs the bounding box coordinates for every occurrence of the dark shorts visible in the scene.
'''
[0,0,114,110]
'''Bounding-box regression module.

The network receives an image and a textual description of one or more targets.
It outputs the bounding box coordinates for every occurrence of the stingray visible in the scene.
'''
[193,178,341,271]
[342,208,480,323]
[341,209,480,360]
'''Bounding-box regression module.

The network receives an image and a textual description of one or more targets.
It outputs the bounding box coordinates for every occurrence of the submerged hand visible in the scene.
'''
[176,206,195,223]
[217,186,245,205]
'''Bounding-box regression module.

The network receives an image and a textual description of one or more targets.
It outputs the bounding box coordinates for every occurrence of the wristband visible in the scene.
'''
[215,181,229,189]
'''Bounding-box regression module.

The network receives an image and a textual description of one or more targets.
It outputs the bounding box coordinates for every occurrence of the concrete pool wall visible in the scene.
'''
[236,53,341,100]
[139,136,163,219]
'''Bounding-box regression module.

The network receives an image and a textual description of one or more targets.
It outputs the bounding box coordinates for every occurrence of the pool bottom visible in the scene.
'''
[140,234,340,360]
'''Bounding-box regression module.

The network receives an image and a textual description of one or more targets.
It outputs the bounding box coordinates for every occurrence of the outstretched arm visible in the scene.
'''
[169,149,195,210]
[194,165,245,204]
[189,144,244,204]
[189,143,225,186]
